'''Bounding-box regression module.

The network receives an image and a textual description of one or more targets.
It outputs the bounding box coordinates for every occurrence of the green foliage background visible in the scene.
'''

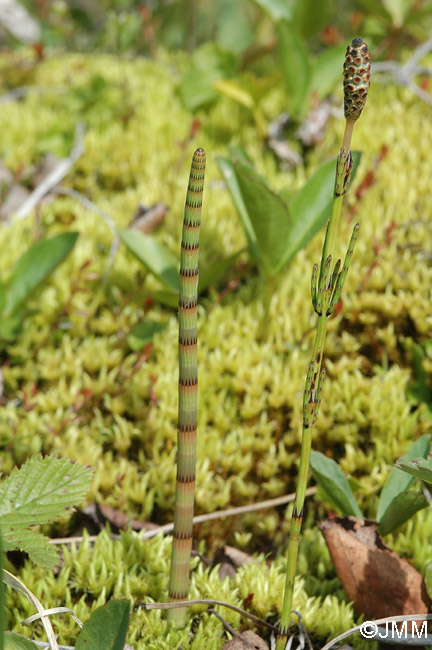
[0,33,431,649]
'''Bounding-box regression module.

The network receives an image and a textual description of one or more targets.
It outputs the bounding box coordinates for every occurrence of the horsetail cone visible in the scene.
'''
[168,148,205,628]
[343,38,370,121]
[276,41,370,650]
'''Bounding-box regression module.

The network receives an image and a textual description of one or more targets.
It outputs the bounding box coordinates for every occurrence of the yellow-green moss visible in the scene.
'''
[0,48,431,648]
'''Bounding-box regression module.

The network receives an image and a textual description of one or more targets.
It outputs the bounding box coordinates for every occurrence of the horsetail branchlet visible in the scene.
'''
[276,39,370,650]
[168,148,206,627]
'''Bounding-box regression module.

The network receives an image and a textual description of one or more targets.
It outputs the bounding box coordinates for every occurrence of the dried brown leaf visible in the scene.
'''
[221,630,269,650]
[319,516,430,620]
[130,202,168,233]
[213,545,255,580]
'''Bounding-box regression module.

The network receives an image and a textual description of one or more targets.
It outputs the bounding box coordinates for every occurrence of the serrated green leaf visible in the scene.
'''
[310,450,362,517]
[396,455,432,485]
[247,0,292,21]
[293,0,335,38]
[4,633,37,650]
[217,156,264,270]
[233,159,291,278]
[0,455,93,567]
[3,528,59,569]
[118,228,179,292]
[277,21,311,116]
[378,490,428,536]
[4,232,78,317]
[377,434,430,521]
[75,600,130,650]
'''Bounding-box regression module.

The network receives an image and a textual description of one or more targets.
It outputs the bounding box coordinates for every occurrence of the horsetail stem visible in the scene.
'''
[276,40,370,650]
[168,148,206,627]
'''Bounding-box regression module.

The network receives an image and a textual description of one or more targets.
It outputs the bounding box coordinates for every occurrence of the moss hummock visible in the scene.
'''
[0,50,431,647]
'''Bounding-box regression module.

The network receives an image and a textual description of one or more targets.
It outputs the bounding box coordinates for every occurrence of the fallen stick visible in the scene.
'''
[14,122,85,221]
[49,486,316,545]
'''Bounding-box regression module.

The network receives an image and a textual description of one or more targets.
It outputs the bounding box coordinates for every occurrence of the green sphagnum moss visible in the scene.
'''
[0,47,430,648]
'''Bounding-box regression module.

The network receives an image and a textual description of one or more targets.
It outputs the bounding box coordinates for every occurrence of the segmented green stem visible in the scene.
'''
[276,39,370,649]
[168,148,206,627]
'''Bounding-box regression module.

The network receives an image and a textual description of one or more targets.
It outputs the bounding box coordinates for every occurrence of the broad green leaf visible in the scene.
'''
[355,0,392,21]
[118,228,179,292]
[406,1,432,23]
[216,0,254,54]
[0,528,4,650]
[228,144,253,165]
[149,289,179,309]
[247,0,292,21]
[287,152,361,263]
[199,249,244,292]
[377,434,430,521]
[0,278,5,314]
[310,450,362,517]
[233,159,291,278]
[178,43,238,112]
[213,79,255,109]
[4,232,78,317]
[293,0,335,38]
[127,319,166,351]
[396,455,432,485]
[5,634,37,650]
[310,44,348,99]
[378,490,428,536]
[217,157,264,269]
[0,455,93,568]
[426,561,432,599]
[0,311,24,342]
[381,0,413,26]
[75,600,130,650]
[221,151,361,278]
[408,341,432,406]
[277,21,311,116]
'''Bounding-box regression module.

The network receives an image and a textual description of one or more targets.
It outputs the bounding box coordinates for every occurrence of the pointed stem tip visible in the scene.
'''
[343,38,370,121]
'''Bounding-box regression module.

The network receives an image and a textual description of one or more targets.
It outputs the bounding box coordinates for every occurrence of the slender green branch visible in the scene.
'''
[276,39,370,650]
[168,148,206,627]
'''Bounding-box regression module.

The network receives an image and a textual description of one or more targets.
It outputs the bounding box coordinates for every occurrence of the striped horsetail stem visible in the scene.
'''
[276,40,370,650]
[168,148,206,627]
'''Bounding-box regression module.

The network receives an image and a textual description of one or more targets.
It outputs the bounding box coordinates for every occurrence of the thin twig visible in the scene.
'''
[51,186,119,280]
[14,123,86,221]
[208,607,246,641]
[142,599,277,632]
[48,487,316,545]
[52,187,116,232]
[371,34,432,106]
